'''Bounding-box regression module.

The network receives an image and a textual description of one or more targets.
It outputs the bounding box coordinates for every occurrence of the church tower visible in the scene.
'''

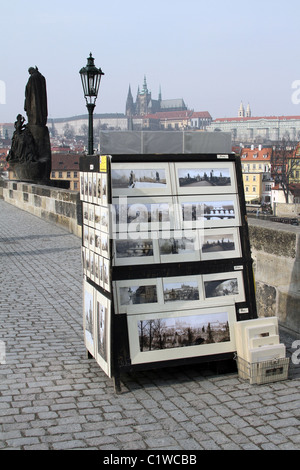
[246,103,251,117]
[238,101,245,118]
[125,85,135,116]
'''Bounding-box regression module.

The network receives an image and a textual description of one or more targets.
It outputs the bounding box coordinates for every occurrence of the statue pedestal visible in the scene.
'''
[8,124,51,183]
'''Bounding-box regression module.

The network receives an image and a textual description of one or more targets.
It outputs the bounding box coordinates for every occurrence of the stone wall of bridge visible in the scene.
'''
[1,180,299,334]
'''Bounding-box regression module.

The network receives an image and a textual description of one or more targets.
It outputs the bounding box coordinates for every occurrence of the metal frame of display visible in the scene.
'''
[79,153,257,393]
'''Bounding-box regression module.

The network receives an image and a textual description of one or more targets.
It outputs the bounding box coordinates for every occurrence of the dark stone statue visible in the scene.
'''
[24,67,48,126]
[7,66,51,182]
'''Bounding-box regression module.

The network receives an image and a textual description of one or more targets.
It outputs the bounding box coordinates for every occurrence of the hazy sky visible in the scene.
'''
[1,0,300,123]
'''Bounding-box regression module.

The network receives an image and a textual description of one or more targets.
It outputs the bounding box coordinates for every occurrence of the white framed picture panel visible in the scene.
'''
[174,161,237,195]
[127,304,237,365]
[111,162,172,197]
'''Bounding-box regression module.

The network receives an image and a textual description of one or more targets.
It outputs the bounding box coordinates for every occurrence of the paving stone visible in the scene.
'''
[0,199,299,450]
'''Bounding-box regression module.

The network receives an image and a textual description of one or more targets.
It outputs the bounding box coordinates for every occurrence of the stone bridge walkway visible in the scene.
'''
[0,200,299,450]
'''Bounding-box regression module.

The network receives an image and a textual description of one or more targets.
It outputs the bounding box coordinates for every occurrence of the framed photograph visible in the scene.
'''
[174,162,237,195]
[158,230,201,263]
[199,228,241,261]
[88,173,93,203]
[82,202,89,226]
[101,207,109,233]
[112,196,175,233]
[111,162,172,197]
[94,229,101,255]
[88,203,95,228]
[80,172,86,201]
[112,237,159,266]
[95,290,111,377]
[83,225,89,248]
[114,278,162,314]
[89,249,95,282]
[101,232,109,259]
[178,195,240,229]
[101,173,108,206]
[88,227,95,251]
[162,275,203,311]
[83,280,95,357]
[202,270,245,305]
[94,205,101,230]
[96,173,102,205]
[103,257,111,293]
[127,305,236,365]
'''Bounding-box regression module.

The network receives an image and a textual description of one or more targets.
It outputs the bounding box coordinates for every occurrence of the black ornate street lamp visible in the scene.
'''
[79,53,104,155]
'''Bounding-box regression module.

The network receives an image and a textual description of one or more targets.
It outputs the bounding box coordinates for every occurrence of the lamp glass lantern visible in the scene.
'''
[79,53,104,154]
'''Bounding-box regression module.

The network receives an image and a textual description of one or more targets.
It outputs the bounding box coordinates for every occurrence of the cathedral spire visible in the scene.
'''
[158,85,162,101]
[125,84,135,116]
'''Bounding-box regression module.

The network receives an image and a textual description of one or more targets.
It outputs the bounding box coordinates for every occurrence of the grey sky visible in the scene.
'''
[1,0,300,123]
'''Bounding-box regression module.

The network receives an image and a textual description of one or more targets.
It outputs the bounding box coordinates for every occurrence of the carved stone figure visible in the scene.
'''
[24,67,48,126]
[7,115,38,163]
[7,67,51,182]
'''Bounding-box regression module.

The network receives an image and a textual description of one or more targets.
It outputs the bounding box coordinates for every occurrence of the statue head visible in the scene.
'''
[28,66,38,75]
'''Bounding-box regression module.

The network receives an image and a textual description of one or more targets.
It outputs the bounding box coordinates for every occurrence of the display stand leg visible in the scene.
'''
[113,374,122,394]
[86,349,93,359]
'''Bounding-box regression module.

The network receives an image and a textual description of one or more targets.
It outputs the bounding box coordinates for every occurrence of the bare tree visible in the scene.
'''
[271,138,298,203]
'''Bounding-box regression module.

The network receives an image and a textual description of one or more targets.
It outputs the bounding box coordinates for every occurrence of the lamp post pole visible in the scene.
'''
[79,53,104,155]
[87,103,95,156]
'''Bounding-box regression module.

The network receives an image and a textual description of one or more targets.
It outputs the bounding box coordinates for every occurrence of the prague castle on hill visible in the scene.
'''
[1,77,300,143]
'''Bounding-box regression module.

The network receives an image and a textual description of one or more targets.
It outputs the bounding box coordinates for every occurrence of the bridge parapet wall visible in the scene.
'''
[0,180,82,238]
[248,218,300,334]
[1,181,299,334]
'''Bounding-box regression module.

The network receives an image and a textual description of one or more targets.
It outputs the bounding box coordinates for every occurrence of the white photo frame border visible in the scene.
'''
[114,278,162,314]
[127,304,236,365]
[199,227,242,261]
[111,162,172,197]
[178,194,241,229]
[83,280,95,357]
[112,196,176,234]
[94,290,112,377]
[175,161,237,195]
[202,270,245,306]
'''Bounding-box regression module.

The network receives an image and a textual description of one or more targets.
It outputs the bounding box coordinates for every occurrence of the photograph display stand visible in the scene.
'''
[79,153,257,393]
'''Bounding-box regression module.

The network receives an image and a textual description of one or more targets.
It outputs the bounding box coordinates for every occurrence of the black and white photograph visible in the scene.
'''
[200,228,241,260]
[163,280,200,302]
[83,225,89,248]
[94,230,101,254]
[159,235,197,257]
[204,277,239,298]
[175,162,236,194]
[82,202,89,225]
[119,284,158,306]
[116,239,154,258]
[111,163,171,196]
[96,298,107,361]
[95,290,111,377]
[101,232,109,258]
[96,173,102,204]
[83,282,94,355]
[112,197,173,232]
[103,258,110,292]
[94,205,101,230]
[88,204,94,228]
[101,207,109,232]
[202,233,235,253]
[179,195,240,228]
[178,168,231,187]
[80,173,85,201]
[101,174,107,206]
[138,311,230,353]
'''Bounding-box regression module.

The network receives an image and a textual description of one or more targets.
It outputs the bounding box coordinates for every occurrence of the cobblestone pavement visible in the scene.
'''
[0,199,299,451]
